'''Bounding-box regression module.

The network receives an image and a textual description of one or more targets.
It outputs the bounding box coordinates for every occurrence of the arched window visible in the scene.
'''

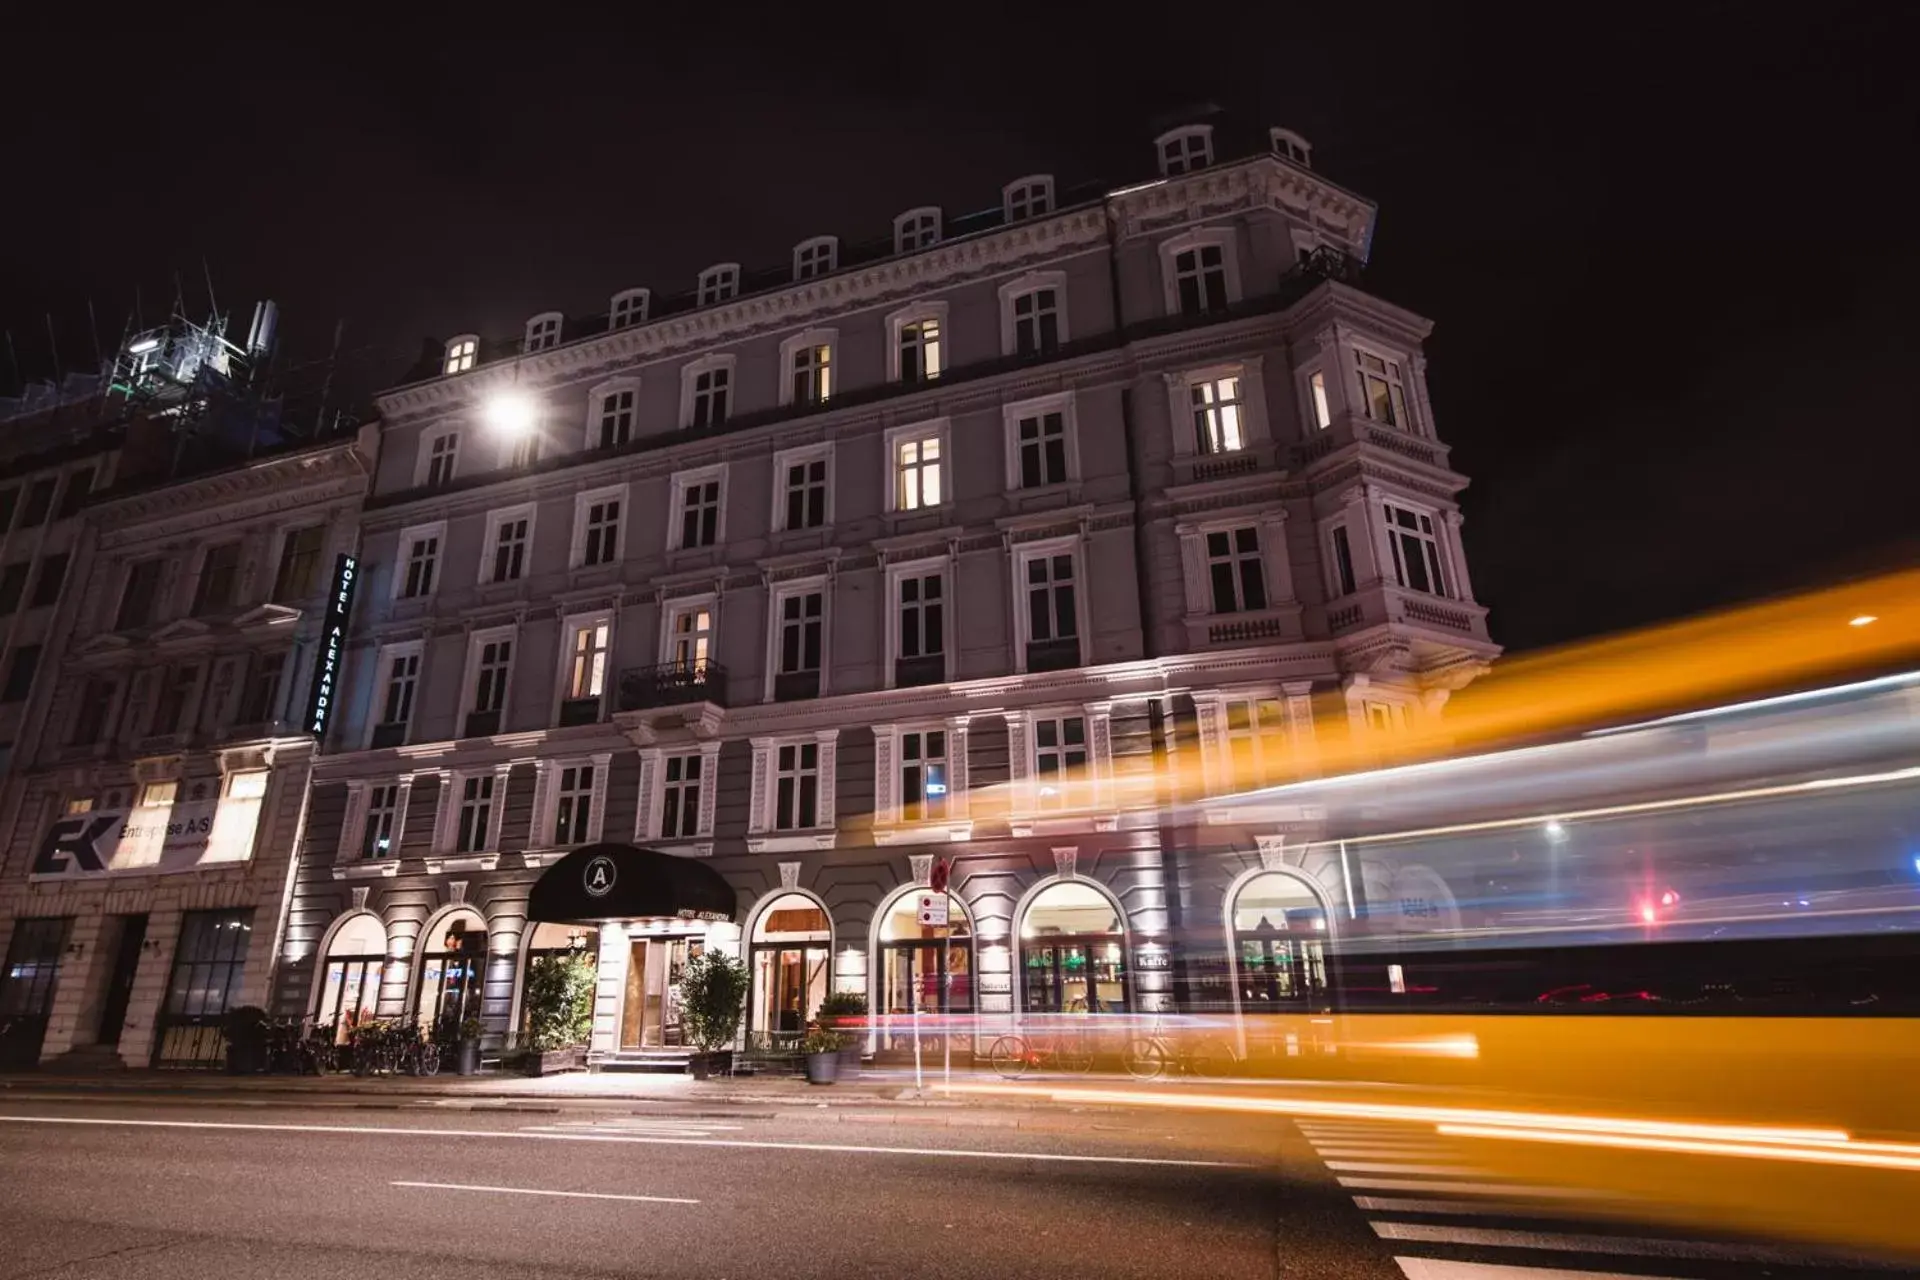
[1019,881,1126,1014]
[518,921,598,1043]
[417,910,486,1042]
[748,893,831,1047]
[876,889,972,1050]
[316,913,387,1045]
[1229,872,1329,1011]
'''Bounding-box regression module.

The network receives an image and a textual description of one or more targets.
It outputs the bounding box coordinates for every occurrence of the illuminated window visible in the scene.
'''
[443,336,477,375]
[142,780,179,808]
[1206,527,1267,614]
[892,430,944,511]
[65,796,95,815]
[697,263,739,306]
[1382,502,1447,597]
[567,620,610,700]
[1032,715,1087,809]
[898,316,942,384]
[1353,349,1409,428]
[524,312,562,352]
[596,387,635,449]
[789,342,832,406]
[553,764,595,846]
[424,432,458,488]
[660,753,703,839]
[1191,375,1245,453]
[227,770,269,800]
[894,207,941,253]
[609,288,649,330]
[793,236,838,280]
[899,729,949,821]
[667,605,713,670]
[1003,175,1054,222]
[1011,288,1059,355]
[1156,125,1214,176]
[1308,371,1332,430]
[774,741,820,830]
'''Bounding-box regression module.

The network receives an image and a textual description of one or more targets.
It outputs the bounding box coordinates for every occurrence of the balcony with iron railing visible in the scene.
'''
[617,659,728,712]
[894,653,947,689]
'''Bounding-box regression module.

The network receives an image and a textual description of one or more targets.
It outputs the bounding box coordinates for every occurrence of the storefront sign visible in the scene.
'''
[32,799,220,878]
[1134,949,1172,970]
[584,855,617,897]
[303,553,357,738]
[674,908,732,922]
[978,973,1012,995]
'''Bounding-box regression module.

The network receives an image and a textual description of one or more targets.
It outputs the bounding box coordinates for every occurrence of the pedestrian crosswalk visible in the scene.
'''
[1294,1118,1902,1278]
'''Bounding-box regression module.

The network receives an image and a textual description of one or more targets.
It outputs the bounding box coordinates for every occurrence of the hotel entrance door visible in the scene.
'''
[619,936,697,1049]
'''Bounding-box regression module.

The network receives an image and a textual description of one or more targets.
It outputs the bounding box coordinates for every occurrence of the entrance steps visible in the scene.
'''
[590,1048,696,1074]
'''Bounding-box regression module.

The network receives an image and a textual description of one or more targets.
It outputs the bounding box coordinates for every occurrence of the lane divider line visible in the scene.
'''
[393,1180,697,1205]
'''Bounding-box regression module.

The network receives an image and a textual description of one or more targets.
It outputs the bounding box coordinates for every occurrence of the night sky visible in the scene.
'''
[4,8,1915,652]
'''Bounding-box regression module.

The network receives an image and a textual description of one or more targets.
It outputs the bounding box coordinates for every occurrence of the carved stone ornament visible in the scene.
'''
[1052,847,1078,881]
[778,861,801,891]
[909,854,934,887]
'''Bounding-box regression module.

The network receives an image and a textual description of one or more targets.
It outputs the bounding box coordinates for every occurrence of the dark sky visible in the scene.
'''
[4,8,1916,652]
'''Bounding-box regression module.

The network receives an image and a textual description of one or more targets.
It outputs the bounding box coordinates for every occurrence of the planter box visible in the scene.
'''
[804,1051,840,1086]
[521,1046,587,1077]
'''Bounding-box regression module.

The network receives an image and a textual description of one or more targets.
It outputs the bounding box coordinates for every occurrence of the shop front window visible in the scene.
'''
[748,893,831,1049]
[1019,882,1126,1014]
[155,909,255,1067]
[877,890,973,1051]
[1230,872,1330,1010]
[417,916,486,1043]
[316,913,388,1046]
[521,921,600,1047]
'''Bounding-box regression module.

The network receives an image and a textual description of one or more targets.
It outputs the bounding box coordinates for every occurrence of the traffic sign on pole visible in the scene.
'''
[916,893,949,927]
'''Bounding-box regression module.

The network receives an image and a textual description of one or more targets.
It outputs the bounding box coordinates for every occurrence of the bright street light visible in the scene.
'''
[485,389,538,436]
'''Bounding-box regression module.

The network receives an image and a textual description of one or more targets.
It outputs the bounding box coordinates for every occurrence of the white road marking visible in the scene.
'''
[1373,1222,1832,1264]
[393,1180,697,1205]
[1395,1260,1681,1280]
[1337,1178,1588,1198]
[1311,1145,1454,1158]
[0,1114,1239,1168]
[1354,1196,1536,1216]
[1326,1161,1483,1175]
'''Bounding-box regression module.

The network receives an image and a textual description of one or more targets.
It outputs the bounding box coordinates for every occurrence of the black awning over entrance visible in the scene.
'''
[526,843,738,925]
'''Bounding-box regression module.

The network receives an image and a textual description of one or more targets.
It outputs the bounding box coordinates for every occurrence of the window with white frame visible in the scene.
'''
[793,236,838,280]
[1383,503,1447,597]
[1353,349,1410,428]
[1190,373,1246,454]
[894,207,941,253]
[1008,396,1074,489]
[552,763,595,846]
[892,308,944,384]
[397,526,442,599]
[482,506,533,584]
[697,263,739,306]
[1156,124,1213,175]
[775,445,830,531]
[673,469,724,549]
[1329,524,1357,597]
[685,358,732,429]
[578,491,623,567]
[469,633,514,717]
[423,432,458,488]
[1219,696,1290,788]
[659,752,703,839]
[1032,714,1088,809]
[1308,370,1333,430]
[899,728,950,821]
[453,774,496,853]
[1010,285,1061,355]
[773,741,821,830]
[1206,527,1268,613]
[888,424,945,511]
[1364,700,1406,734]
[504,426,540,471]
[376,647,421,732]
[895,567,944,665]
[524,312,562,352]
[595,385,636,448]
[786,337,833,406]
[1003,175,1054,222]
[1270,127,1312,166]
[609,287,649,329]
[361,782,402,859]
[665,601,714,669]
[775,587,824,679]
[1020,546,1080,659]
[564,616,611,701]
[443,335,477,375]
[1171,240,1231,315]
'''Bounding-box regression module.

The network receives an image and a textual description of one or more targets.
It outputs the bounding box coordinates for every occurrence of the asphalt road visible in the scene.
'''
[0,1094,1911,1279]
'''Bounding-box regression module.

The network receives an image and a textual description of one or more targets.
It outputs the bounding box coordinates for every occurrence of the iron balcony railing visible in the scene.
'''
[618,659,728,711]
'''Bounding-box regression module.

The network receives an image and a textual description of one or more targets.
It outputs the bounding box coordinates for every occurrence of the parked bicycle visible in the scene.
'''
[1122,1018,1239,1081]
[348,1019,438,1076]
[987,1026,1096,1079]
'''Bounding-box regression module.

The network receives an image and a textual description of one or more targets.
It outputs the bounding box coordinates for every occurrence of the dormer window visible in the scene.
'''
[1270,127,1313,167]
[443,335,478,376]
[1156,125,1214,176]
[698,264,740,306]
[524,312,563,352]
[1003,175,1054,222]
[793,236,838,281]
[610,288,650,330]
[894,207,942,254]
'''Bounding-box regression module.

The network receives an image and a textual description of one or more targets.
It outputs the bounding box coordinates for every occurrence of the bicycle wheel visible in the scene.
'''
[988,1035,1031,1080]
[417,1045,442,1077]
[1057,1038,1095,1074]
[1123,1038,1169,1081]
[1184,1039,1237,1080]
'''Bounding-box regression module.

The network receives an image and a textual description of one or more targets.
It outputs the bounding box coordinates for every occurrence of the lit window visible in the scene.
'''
[1032,715,1087,809]
[1016,409,1069,488]
[597,388,635,449]
[455,775,495,853]
[894,207,941,253]
[900,729,949,821]
[1003,175,1054,222]
[1382,503,1447,597]
[1012,288,1060,356]
[1157,126,1213,176]
[568,622,610,699]
[425,433,458,488]
[66,796,95,815]
[668,606,712,669]
[1190,375,1244,453]
[774,742,820,830]
[142,780,179,808]
[362,784,400,859]
[899,316,942,383]
[471,638,513,715]
[553,764,595,846]
[227,771,269,800]
[697,264,739,306]
[610,288,649,330]
[401,534,439,598]
[1309,371,1332,430]
[782,454,828,530]
[679,478,721,549]
[689,363,730,428]
[790,342,832,405]
[1354,350,1410,428]
[444,336,477,375]
[489,513,529,583]
[582,497,621,566]
[894,433,943,510]
[660,753,703,839]
[1173,243,1229,315]
[1206,527,1267,613]
[794,237,838,280]
[524,313,562,352]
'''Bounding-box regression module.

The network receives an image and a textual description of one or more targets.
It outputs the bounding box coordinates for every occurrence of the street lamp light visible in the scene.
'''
[485,389,538,437]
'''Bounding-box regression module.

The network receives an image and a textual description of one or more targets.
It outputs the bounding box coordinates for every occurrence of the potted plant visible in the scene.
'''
[677,951,748,1079]
[801,1025,845,1085]
[817,990,868,1075]
[222,1005,269,1075]
[521,952,596,1075]
[453,1015,483,1076]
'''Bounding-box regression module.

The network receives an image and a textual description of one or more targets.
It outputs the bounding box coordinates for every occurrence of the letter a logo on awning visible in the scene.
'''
[584,855,616,898]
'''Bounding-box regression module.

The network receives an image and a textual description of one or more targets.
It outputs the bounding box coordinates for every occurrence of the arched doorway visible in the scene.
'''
[1019,881,1127,1014]
[315,912,387,1045]
[416,909,487,1042]
[874,887,973,1051]
[1227,871,1331,1011]
[747,893,831,1048]
[516,921,599,1046]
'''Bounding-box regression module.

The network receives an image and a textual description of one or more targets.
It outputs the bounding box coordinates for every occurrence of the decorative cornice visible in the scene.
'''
[1108,157,1376,251]
[92,443,365,546]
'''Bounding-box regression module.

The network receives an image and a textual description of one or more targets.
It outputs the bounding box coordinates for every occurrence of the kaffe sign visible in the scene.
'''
[304,553,358,738]
[32,801,219,877]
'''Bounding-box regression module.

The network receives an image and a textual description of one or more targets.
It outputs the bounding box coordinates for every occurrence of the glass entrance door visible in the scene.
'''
[619,937,699,1050]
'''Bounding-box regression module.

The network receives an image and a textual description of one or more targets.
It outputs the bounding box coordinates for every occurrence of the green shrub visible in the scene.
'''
[817,991,867,1020]
[523,952,596,1051]
[677,951,748,1052]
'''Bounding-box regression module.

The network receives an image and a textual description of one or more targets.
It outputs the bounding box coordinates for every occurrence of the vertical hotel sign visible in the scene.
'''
[305,553,357,739]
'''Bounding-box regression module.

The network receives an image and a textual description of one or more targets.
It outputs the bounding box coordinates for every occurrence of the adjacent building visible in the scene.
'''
[274,120,1497,1063]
